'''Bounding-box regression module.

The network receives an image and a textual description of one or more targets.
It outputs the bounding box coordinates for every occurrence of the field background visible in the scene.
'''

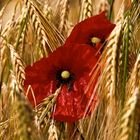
[0,0,140,140]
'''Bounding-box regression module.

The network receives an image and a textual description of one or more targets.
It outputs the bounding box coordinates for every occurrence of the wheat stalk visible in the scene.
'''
[0,119,9,138]
[26,0,49,56]
[14,6,29,51]
[98,0,110,15]
[0,39,15,92]
[118,0,140,108]
[95,10,124,140]
[32,0,53,21]
[37,87,61,126]
[43,2,53,21]
[58,0,70,37]
[126,53,140,99]
[0,67,33,140]
[18,18,28,58]
[119,11,132,107]
[108,0,115,20]
[103,18,122,106]
[0,0,22,38]
[80,4,125,140]
[24,0,64,54]
[8,42,36,140]
[15,93,34,140]
[48,120,59,140]
[79,0,93,21]
[117,27,140,139]
[118,87,140,140]
[8,44,25,93]
[0,1,139,140]
[104,24,122,139]
[0,0,11,33]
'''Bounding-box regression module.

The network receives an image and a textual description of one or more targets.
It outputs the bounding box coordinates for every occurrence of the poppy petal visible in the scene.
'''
[24,44,99,122]
[64,12,115,47]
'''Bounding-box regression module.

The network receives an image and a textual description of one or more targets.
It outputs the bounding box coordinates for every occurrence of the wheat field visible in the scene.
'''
[0,0,140,140]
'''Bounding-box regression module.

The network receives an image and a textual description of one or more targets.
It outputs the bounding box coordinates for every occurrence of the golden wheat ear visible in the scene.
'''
[84,0,140,139]
[58,0,70,37]
[79,0,93,21]
[24,0,65,53]
[118,87,140,140]
[0,0,140,140]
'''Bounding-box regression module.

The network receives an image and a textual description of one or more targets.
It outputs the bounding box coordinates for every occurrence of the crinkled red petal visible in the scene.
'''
[24,81,57,106]
[64,12,115,46]
[24,44,99,122]
[52,76,90,122]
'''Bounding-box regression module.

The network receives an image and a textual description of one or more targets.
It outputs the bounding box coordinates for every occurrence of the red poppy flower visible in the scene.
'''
[24,44,99,123]
[64,12,115,52]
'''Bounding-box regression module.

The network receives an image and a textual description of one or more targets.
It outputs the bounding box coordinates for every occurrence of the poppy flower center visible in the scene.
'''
[61,70,70,79]
[91,37,101,46]
[56,70,74,90]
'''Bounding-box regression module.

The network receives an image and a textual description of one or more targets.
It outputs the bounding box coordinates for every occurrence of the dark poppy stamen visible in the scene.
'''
[56,70,74,90]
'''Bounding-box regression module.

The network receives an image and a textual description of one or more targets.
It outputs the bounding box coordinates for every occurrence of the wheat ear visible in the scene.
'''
[98,0,110,15]
[58,0,70,37]
[79,0,93,21]
[25,0,64,54]
[118,87,140,140]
